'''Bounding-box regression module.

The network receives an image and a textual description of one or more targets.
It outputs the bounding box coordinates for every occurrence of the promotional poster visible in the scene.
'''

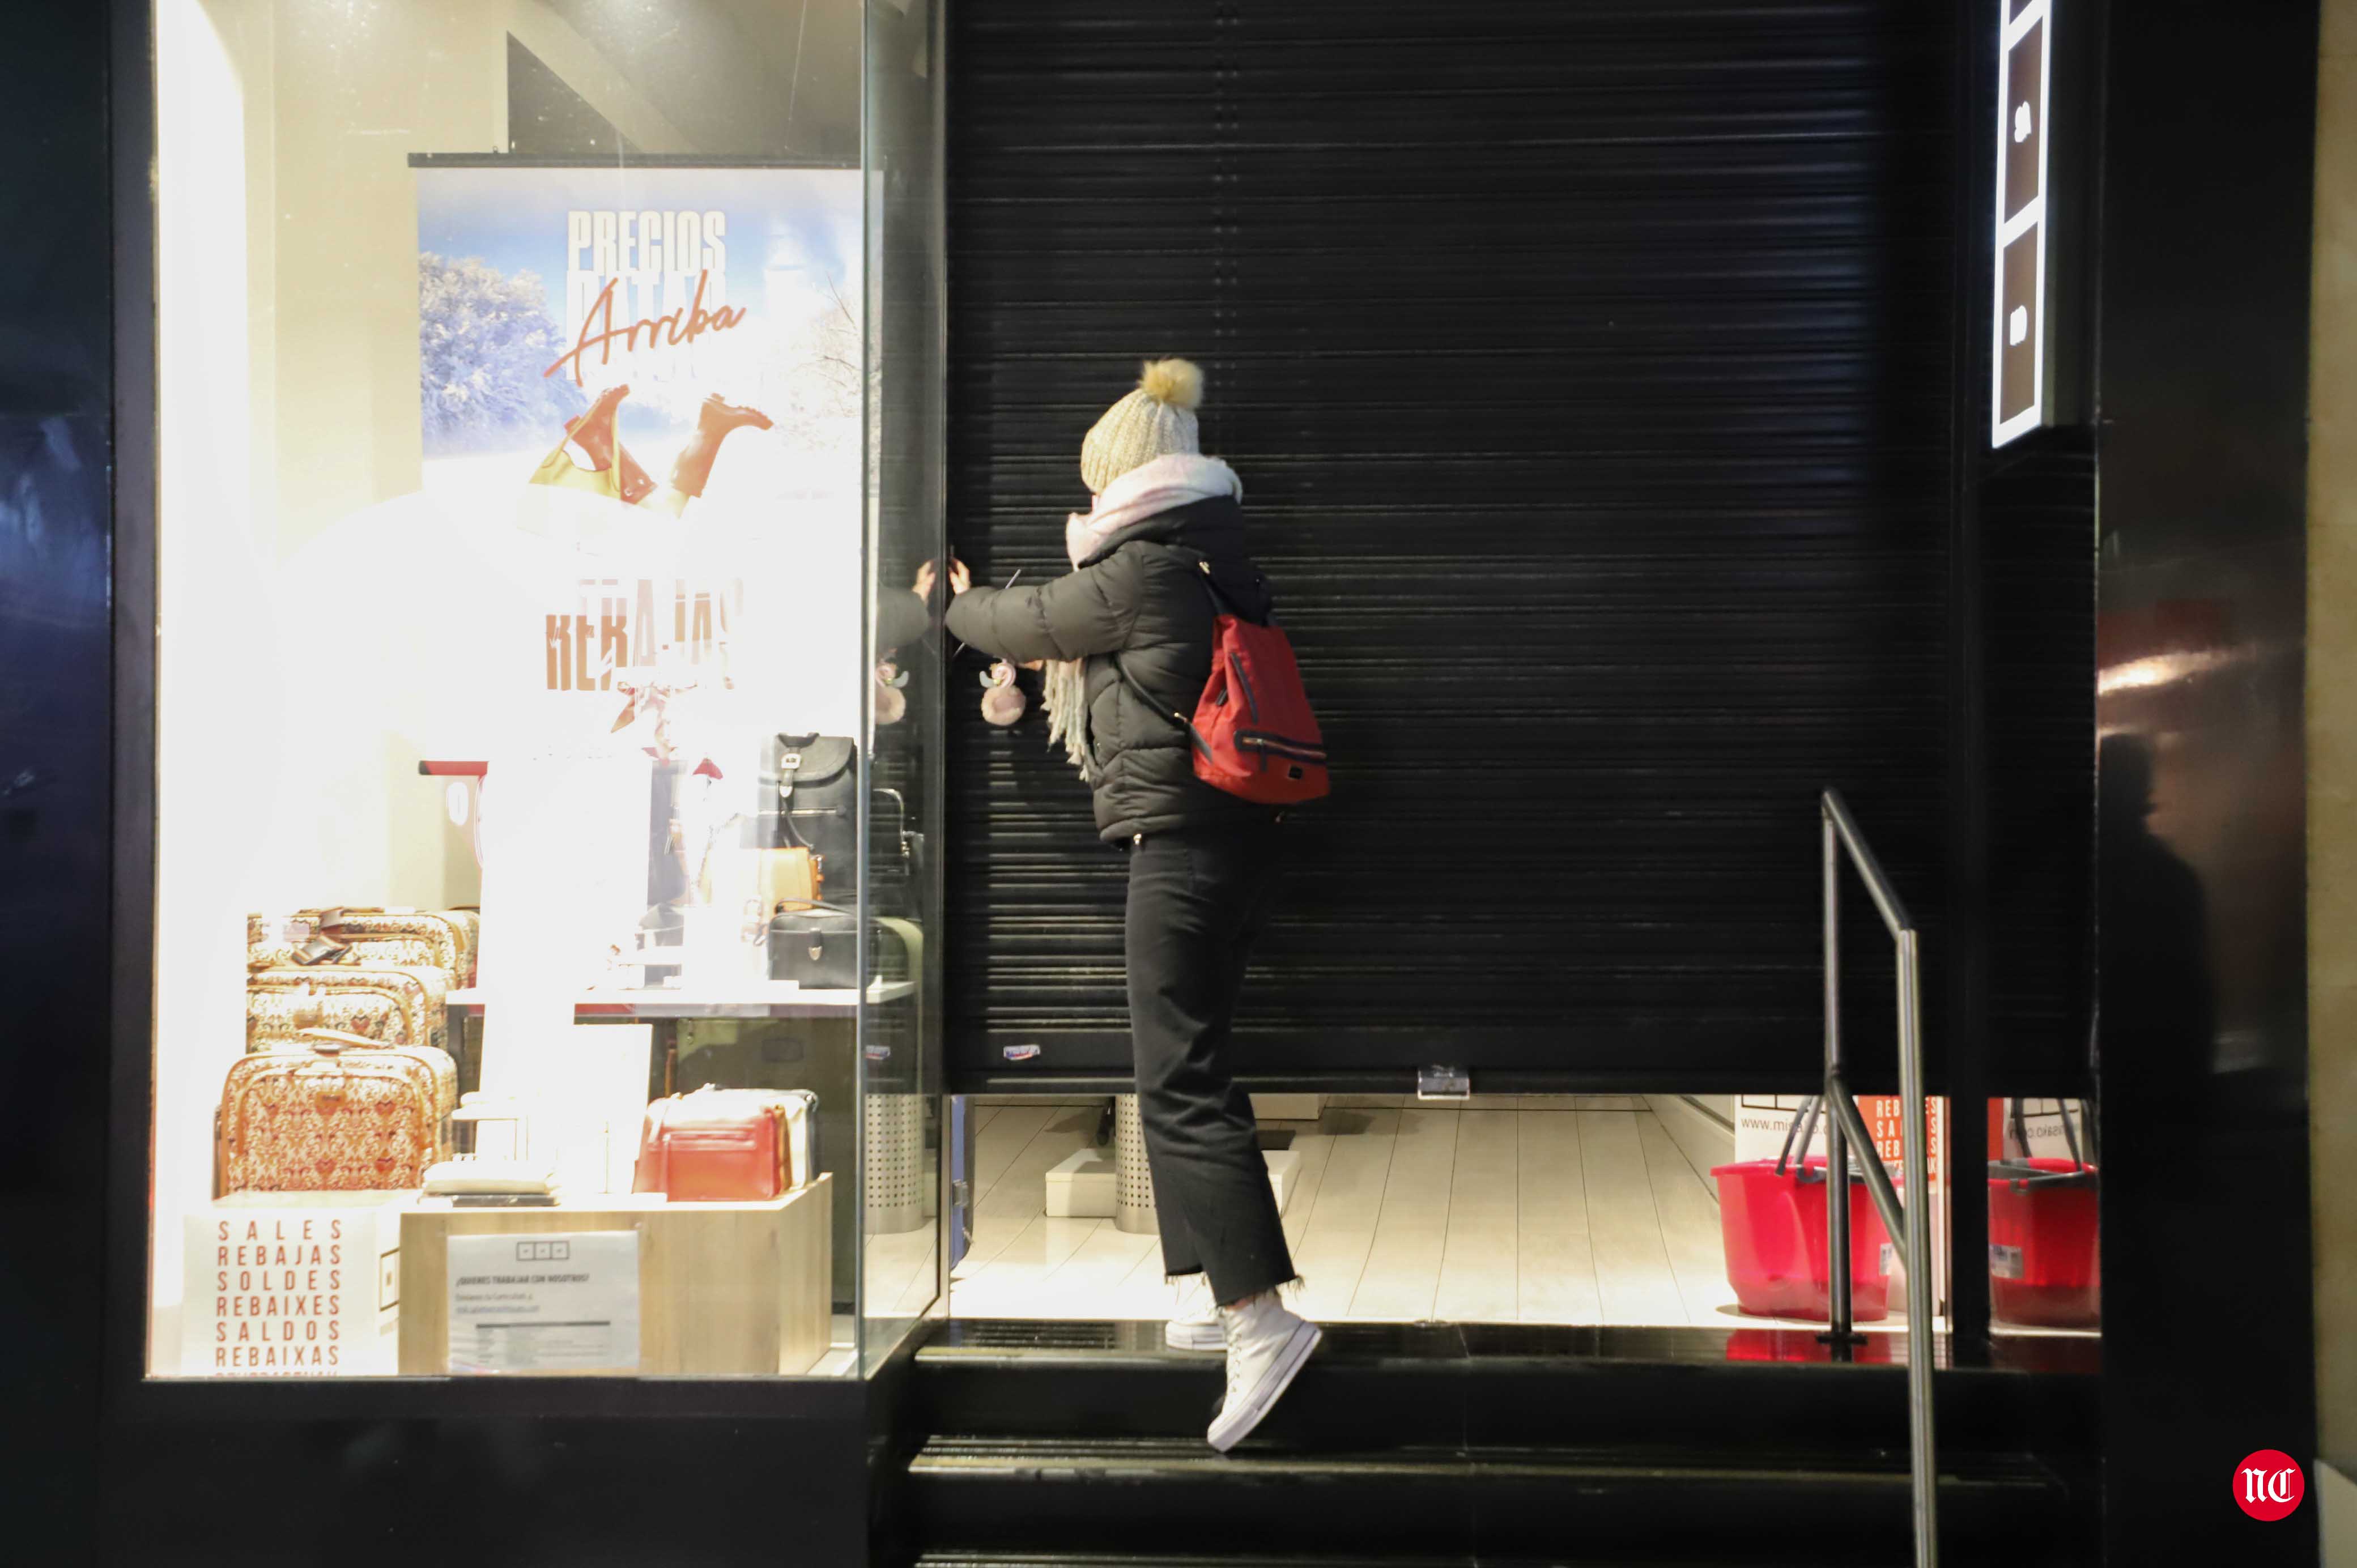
[413,163,866,753]
[401,164,869,1199]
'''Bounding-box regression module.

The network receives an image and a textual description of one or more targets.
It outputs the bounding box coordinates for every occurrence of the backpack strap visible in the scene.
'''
[1108,653,1213,760]
[1165,546,1269,624]
[1105,544,1268,759]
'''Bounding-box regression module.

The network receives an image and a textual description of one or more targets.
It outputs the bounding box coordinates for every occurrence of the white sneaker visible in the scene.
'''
[1206,1291,1321,1453]
[1165,1273,1224,1352]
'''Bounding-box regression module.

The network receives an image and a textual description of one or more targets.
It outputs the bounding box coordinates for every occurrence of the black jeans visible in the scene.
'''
[1126,816,1295,1305]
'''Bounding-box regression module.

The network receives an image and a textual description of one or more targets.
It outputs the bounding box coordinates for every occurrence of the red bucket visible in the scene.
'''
[1710,1157,1895,1322]
[1988,1157,2100,1328]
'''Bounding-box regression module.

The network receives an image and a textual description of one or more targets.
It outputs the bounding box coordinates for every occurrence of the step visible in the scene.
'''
[909,1546,1810,1556]
[904,1435,2084,1566]
[913,1320,2100,1458]
[913,1556,1954,1568]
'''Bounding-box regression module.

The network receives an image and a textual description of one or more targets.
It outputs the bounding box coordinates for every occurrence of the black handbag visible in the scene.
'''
[767,902,870,990]
[750,734,860,892]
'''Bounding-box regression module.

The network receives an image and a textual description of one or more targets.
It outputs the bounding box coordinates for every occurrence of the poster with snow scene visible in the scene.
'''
[414,163,865,749]
[406,165,866,1179]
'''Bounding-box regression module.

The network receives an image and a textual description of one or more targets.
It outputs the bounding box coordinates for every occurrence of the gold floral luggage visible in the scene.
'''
[217,1030,456,1194]
[245,964,450,1057]
[247,907,480,985]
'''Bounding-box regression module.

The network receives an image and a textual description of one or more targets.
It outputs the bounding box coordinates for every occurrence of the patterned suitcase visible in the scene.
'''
[258,1028,456,1119]
[218,1030,456,1193]
[246,964,450,1057]
[248,907,480,985]
[246,982,410,1051]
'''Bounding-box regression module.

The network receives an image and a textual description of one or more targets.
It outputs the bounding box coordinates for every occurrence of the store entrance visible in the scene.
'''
[945,1093,1792,1329]
[942,1092,1951,1332]
[941,1089,2101,1338]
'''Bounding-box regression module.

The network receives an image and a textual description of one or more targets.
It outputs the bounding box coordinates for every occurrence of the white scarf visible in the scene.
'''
[1062,453,1243,568]
[1045,454,1243,780]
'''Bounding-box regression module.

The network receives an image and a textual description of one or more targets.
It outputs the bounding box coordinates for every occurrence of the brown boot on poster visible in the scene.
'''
[614,441,659,506]
[665,395,774,501]
[564,382,630,473]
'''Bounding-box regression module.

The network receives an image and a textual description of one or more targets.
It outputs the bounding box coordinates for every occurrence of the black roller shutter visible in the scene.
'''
[946,1,1972,1092]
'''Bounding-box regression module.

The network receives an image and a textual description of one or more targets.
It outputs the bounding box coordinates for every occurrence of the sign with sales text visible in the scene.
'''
[180,1205,399,1376]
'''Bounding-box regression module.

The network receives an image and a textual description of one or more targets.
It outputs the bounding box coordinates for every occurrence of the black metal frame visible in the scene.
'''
[104,0,161,1431]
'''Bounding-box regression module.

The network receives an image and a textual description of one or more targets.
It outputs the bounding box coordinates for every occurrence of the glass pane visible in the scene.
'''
[148,0,933,1382]
[858,0,948,1370]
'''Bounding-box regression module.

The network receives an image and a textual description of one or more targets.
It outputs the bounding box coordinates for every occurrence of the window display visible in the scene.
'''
[148,0,943,1382]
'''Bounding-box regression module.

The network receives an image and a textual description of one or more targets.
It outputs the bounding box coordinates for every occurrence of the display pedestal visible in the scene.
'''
[397,1174,832,1375]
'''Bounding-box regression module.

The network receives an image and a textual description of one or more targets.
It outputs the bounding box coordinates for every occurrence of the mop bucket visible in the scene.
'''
[1712,1154,1896,1320]
[1988,1157,2100,1328]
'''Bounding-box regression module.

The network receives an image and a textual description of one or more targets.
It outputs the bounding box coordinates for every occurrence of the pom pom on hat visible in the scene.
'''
[1138,357,1203,411]
[1080,357,1205,493]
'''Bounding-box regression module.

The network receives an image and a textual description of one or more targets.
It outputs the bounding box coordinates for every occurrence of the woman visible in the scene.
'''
[946,359,1318,1453]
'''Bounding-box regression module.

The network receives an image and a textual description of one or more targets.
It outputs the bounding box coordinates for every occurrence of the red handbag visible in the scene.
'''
[632,1086,816,1202]
[1117,560,1330,805]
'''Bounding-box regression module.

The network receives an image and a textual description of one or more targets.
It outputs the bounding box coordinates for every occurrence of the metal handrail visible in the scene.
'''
[1822,790,1938,1568]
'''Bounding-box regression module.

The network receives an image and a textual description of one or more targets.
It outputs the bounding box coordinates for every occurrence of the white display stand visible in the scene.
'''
[1046,1148,1117,1218]
[178,1198,403,1377]
[1050,1144,1298,1222]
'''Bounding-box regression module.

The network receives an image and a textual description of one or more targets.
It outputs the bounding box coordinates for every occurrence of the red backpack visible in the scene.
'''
[1118,560,1330,806]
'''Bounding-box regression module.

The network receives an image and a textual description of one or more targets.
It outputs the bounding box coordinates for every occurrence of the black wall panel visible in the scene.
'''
[1981,431,2097,1082]
[946,1,1971,1089]
[3,1,113,1549]
[2088,0,2318,1557]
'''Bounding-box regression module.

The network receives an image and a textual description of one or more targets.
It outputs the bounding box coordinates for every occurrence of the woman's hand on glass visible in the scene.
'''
[948,558,972,596]
[912,560,938,599]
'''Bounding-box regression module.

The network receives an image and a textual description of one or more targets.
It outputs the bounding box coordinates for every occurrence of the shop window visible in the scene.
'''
[146,0,943,1381]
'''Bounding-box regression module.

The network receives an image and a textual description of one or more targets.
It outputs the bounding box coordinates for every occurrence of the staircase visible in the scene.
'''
[886,1320,2099,1568]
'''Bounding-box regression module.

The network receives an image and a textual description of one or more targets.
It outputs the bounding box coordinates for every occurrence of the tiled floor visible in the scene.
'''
[867,1216,943,1316]
[946,1100,1914,1331]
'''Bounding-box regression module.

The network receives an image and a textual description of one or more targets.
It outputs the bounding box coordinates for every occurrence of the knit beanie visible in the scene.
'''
[1080,358,1203,493]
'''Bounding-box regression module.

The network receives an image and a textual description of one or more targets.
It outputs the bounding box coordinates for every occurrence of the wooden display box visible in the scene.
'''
[398,1175,832,1376]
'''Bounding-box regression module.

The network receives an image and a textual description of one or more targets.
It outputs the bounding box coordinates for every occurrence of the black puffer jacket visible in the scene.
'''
[946,495,1280,842]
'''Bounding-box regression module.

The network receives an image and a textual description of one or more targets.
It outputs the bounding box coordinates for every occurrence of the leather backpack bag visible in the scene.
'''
[1117,560,1330,805]
[752,734,859,898]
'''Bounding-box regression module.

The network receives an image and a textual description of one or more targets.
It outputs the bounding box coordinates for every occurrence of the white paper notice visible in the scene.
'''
[446,1231,641,1374]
